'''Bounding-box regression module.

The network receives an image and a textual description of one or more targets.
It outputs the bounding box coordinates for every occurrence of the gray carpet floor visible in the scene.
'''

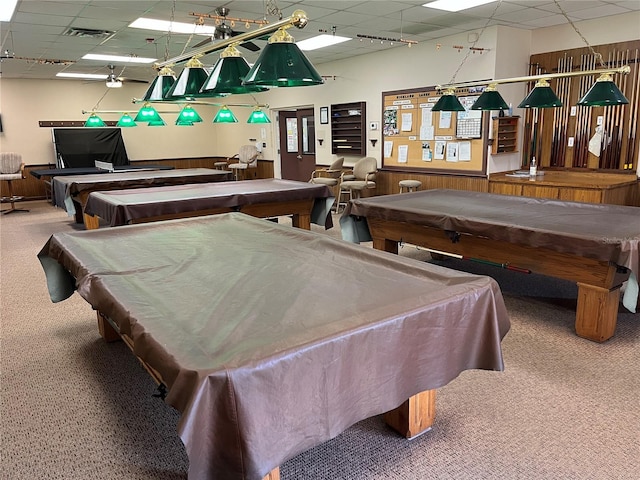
[1,200,639,480]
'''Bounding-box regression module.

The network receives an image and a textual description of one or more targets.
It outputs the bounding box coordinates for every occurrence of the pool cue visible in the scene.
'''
[573,54,588,167]
[422,247,532,274]
[625,49,640,170]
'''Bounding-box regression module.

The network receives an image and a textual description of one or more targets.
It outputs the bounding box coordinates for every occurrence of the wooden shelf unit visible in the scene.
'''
[331,102,366,156]
[491,116,519,154]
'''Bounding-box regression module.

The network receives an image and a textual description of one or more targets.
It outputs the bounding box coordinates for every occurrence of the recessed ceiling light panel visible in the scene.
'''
[129,17,217,36]
[82,53,157,64]
[423,0,495,12]
[56,72,109,80]
[297,34,351,51]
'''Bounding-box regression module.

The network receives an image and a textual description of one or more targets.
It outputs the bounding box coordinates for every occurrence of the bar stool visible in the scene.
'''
[399,180,422,193]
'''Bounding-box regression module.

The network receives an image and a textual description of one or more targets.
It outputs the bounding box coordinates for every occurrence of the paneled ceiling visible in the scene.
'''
[1,1,638,85]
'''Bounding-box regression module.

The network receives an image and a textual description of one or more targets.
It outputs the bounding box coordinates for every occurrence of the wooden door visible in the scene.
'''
[279,109,316,182]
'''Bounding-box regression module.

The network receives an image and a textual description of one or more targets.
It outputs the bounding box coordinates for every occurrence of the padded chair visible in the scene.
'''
[228,145,259,180]
[338,157,377,211]
[0,152,29,214]
[309,157,344,211]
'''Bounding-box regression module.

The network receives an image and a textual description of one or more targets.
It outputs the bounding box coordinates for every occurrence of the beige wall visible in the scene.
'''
[1,11,638,175]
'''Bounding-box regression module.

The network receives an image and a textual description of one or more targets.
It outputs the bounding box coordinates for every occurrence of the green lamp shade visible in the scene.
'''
[518,86,562,108]
[116,113,137,127]
[200,56,268,95]
[147,118,167,126]
[177,105,203,124]
[247,109,271,124]
[175,119,194,126]
[471,90,509,110]
[134,104,163,123]
[242,43,324,87]
[432,93,465,112]
[164,67,210,100]
[577,77,629,106]
[142,74,176,101]
[213,106,238,123]
[84,114,106,127]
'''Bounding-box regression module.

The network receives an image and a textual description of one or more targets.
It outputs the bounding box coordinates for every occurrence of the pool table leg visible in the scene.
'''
[575,283,620,342]
[96,312,121,342]
[263,467,280,480]
[291,213,311,230]
[83,213,100,230]
[383,389,436,439]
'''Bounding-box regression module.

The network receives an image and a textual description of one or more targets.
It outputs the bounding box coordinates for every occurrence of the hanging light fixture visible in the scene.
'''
[242,26,324,88]
[116,113,137,127]
[577,72,629,106]
[517,79,562,108]
[213,106,238,123]
[134,103,165,123]
[432,88,465,112]
[164,55,211,100]
[199,45,268,96]
[147,118,167,126]
[142,66,177,101]
[84,113,107,127]
[175,104,203,126]
[471,83,509,110]
[247,107,271,124]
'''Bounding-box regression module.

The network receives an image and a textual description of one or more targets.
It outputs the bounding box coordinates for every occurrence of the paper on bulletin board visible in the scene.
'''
[384,141,393,158]
[420,125,434,141]
[446,142,459,162]
[398,145,409,163]
[458,141,471,161]
[439,111,452,129]
[401,113,413,131]
[421,106,433,126]
[434,140,446,160]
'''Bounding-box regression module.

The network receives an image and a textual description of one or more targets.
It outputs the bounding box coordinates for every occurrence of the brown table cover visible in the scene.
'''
[83,178,335,229]
[38,213,510,480]
[53,168,230,215]
[340,189,640,311]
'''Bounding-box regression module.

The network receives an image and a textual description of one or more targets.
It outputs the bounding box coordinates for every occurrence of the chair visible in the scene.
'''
[309,157,344,211]
[228,145,259,180]
[338,157,377,211]
[0,152,29,214]
[214,161,229,171]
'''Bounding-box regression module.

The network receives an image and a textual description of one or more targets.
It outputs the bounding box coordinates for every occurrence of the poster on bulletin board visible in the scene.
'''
[381,86,489,175]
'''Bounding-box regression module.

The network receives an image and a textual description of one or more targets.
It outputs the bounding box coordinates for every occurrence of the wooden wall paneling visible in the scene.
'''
[376,171,488,196]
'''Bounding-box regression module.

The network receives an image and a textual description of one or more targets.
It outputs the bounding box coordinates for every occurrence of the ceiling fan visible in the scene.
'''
[192,7,263,52]
[104,64,149,88]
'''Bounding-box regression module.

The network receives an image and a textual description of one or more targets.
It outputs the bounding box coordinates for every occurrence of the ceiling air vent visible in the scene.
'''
[63,27,114,38]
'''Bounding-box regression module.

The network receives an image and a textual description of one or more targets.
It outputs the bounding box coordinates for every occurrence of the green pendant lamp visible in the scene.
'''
[134,103,164,123]
[247,107,271,124]
[142,66,176,101]
[471,84,509,110]
[577,72,629,106]
[84,113,106,127]
[213,106,238,123]
[176,104,203,125]
[200,45,268,96]
[164,55,211,100]
[116,113,137,127]
[432,88,465,112]
[242,27,324,88]
[147,118,167,126]
[518,79,562,108]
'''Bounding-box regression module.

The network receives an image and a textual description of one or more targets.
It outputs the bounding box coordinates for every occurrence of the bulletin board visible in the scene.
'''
[381,86,489,175]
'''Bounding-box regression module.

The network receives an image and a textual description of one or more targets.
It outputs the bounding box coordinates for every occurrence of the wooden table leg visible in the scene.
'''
[263,466,280,480]
[383,389,436,439]
[575,283,620,342]
[291,213,311,230]
[96,312,121,343]
[372,237,398,254]
[83,213,100,230]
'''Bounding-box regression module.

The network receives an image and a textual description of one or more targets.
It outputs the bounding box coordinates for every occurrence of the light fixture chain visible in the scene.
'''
[553,0,604,68]
[164,0,177,61]
[446,0,503,85]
